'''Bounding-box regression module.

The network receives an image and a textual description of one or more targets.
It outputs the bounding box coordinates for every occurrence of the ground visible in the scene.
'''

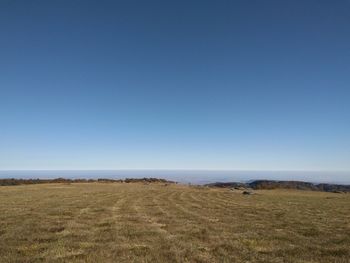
[0,183,349,263]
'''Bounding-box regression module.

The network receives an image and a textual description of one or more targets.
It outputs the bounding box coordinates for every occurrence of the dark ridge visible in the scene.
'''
[206,180,350,193]
[0,177,175,186]
[124,178,174,183]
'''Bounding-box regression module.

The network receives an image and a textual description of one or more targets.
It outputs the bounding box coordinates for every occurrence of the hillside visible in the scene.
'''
[1,182,349,262]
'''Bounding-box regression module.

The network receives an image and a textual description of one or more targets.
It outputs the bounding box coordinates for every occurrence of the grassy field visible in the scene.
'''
[0,183,349,263]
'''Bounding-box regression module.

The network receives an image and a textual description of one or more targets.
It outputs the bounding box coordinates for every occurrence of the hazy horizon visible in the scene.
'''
[1,169,350,185]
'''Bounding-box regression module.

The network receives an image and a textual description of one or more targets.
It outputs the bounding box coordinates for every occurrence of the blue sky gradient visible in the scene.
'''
[1,0,349,171]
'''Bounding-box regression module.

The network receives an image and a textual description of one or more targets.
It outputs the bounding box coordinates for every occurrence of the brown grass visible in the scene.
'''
[0,183,349,262]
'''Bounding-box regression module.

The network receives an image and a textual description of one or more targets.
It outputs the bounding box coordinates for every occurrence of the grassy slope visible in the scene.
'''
[0,183,349,263]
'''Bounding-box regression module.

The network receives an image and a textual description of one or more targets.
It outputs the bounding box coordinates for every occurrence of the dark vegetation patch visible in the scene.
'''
[206,180,350,193]
[0,177,175,186]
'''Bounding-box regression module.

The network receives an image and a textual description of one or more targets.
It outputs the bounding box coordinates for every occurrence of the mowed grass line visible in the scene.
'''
[0,183,349,263]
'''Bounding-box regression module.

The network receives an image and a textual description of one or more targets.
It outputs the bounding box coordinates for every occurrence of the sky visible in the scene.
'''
[0,0,350,171]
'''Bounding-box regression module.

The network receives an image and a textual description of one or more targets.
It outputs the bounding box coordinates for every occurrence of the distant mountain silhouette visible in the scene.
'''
[0,177,175,186]
[206,180,350,193]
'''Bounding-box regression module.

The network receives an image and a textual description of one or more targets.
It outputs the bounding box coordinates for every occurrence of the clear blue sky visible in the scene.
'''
[1,0,349,170]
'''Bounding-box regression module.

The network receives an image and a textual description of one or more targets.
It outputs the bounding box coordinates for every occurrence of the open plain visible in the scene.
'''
[0,182,349,263]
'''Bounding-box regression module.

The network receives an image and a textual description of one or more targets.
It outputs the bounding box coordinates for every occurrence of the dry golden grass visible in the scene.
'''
[0,183,349,262]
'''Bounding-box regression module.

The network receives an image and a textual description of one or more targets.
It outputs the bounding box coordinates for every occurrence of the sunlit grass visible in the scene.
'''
[0,183,349,262]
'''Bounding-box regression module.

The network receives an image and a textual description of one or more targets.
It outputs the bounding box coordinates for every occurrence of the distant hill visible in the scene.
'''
[0,177,175,186]
[206,180,350,193]
[1,178,349,192]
